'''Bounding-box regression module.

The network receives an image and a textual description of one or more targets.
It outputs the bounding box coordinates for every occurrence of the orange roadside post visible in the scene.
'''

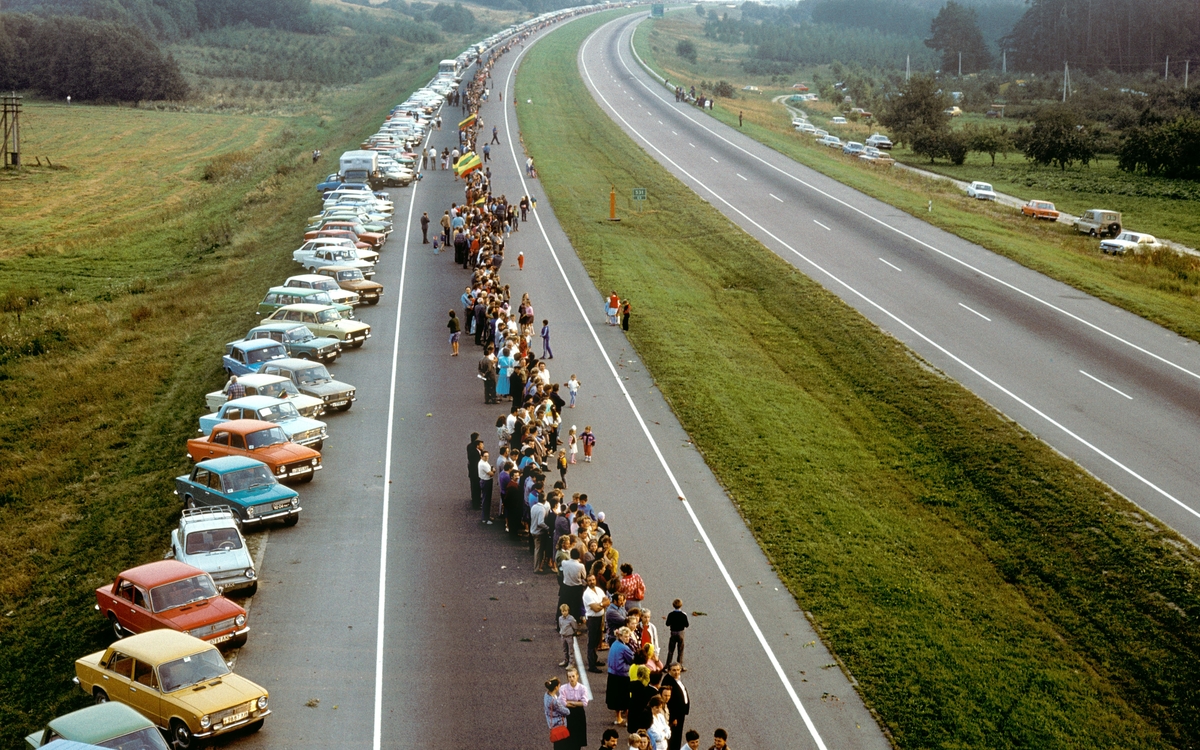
[609,186,619,222]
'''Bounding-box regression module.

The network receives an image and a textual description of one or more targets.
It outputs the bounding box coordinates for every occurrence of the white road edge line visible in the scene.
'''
[622,20,1200,388]
[609,15,1200,522]
[1080,370,1133,400]
[710,156,719,163]
[373,108,433,750]
[577,17,830,750]
[813,219,831,231]
[879,258,902,272]
[737,173,747,180]
[769,193,783,202]
[958,302,991,322]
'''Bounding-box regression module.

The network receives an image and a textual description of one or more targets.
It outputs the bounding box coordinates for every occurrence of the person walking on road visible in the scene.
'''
[483,143,491,162]
[492,125,500,144]
[541,319,554,359]
[420,212,430,243]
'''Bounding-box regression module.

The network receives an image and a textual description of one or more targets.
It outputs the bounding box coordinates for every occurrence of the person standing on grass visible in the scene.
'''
[447,310,461,356]
[738,111,743,127]
[621,300,631,332]
[541,319,554,359]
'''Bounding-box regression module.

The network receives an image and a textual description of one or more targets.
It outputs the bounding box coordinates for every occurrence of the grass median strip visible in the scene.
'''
[517,15,1200,749]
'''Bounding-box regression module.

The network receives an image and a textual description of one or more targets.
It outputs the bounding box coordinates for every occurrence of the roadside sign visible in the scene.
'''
[632,187,646,211]
[651,3,664,17]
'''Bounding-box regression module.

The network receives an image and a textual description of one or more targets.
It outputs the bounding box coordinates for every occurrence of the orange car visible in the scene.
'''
[303,221,385,248]
[186,419,322,483]
[1021,200,1060,221]
[310,229,372,251]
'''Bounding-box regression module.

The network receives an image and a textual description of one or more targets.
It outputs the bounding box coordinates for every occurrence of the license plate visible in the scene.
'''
[210,633,233,645]
[289,466,313,475]
[223,711,248,725]
[330,400,347,407]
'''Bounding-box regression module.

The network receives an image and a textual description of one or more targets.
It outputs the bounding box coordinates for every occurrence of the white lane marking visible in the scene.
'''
[672,130,677,135]
[710,156,719,163]
[879,258,902,272]
[580,19,830,750]
[373,110,431,750]
[737,173,747,180]
[597,15,1200,524]
[689,142,695,147]
[813,220,831,231]
[620,24,1200,389]
[959,302,991,322]
[658,120,663,124]
[1081,370,1133,400]
[573,638,593,699]
[769,193,783,202]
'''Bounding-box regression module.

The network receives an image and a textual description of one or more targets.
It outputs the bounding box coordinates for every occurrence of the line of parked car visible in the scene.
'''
[790,109,894,166]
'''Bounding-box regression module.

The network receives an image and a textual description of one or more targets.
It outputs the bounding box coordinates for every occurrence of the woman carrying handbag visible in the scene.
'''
[545,677,572,748]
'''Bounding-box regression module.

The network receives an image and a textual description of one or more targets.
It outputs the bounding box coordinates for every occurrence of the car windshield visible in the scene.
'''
[185,527,244,555]
[331,250,354,260]
[255,403,300,422]
[296,365,332,385]
[258,380,301,399]
[976,183,993,191]
[149,574,218,612]
[221,465,277,492]
[246,427,288,450]
[312,279,338,291]
[158,648,230,693]
[97,726,172,750]
[338,270,364,281]
[285,327,315,343]
[246,346,284,364]
[309,292,333,304]
[316,309,341,324]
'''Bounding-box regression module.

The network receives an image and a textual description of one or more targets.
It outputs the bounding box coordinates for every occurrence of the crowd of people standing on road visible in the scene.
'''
[435,33,730,750]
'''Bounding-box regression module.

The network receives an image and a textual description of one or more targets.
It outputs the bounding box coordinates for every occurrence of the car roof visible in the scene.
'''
[276,303,338,313]
[222,395,281,409]
[249,321,305,334]
[104,629,216,664]
[118,559,206,588]
[196,455,269,473]
[229,373,287,387]
[208,418,279,435]
[286,274,330,282]
[267,286,328,296]
[46,702,156,742]
[317,265,359,272]
[271,357,325,370]
[232,338,285,352]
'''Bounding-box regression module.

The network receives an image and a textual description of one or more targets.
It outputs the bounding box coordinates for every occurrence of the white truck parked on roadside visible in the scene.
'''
[339,150,379,186]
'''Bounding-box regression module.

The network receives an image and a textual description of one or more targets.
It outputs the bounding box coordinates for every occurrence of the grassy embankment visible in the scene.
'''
[632,13,1200,343]
[517,15,1200,749]
[0,45,446,749]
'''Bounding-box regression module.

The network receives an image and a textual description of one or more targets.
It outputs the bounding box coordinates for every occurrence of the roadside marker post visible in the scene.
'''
[633,186,646,212]
[609,186,620,221]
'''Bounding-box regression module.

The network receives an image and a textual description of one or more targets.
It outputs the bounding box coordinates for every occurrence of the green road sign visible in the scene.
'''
[632,187,647,200]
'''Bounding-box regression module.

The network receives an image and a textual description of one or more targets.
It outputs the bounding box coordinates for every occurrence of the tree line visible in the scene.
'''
[3,0,318,40]
[0,13,189,101]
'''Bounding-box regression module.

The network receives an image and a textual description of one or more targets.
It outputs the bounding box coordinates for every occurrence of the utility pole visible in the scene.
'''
[1166,55,1170,79]
[1186,60,1190,88]
[1002,50,1006,74]
[1062,61,1072,102]
[1,92,22,168]
[906,54,910,82]
[958,51,962,77]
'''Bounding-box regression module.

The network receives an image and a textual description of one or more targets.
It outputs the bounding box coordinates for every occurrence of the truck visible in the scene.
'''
[339,150,379,186]
[438,59,461,81]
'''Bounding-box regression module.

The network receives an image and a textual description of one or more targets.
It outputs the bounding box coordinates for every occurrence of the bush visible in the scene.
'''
[714,80,735,98]
[1119,115,1200,179]
[676,38,697,63]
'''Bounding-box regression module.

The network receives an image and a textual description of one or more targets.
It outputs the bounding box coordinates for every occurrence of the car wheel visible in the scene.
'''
[312,440,324,452]
[1107,223,1122,237]
[298,353,313,361]
[1089,228,1097,237]
[246,719,264,734]
[300,473,315,483]
[228,632,248,649]
[283,513,301,526]
[171,719,196,750]
[350,340,364,349]
[93,688,110,705]
[185,496,199,510]
[109,613,125,639]
[245,580,259,597]
[336,401,353,412]
[367,298,380,305]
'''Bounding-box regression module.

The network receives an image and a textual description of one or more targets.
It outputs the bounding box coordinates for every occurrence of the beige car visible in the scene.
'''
[265,303,371,348]
[1073,209,1123,238]
[74,629,269,748]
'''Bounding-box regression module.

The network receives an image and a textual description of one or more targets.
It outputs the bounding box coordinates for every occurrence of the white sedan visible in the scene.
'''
[1100,232,1161,255]
[966,181,997,201]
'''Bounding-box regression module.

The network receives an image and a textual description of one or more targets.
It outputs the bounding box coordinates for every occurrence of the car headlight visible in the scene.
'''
[245,568,256,579]
[276,465,287,475]
[348,390,356,399]
[235,614,246,627]
[310,458,318,466]
[324,394,334,403]
[291,497,299,507]
[200,715,211,729]
[246,505,256,517]
[257,696,269,710]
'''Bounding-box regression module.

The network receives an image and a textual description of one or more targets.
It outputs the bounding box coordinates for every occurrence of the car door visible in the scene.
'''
[98,649,135,703]
[127,585,155,633]
[128,659,164,727]
[208,430,231,459]
[206,470,225,504]
[229,432,247,457]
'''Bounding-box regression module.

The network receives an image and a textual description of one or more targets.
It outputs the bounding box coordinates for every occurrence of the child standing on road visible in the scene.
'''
[568,427,578,464]
[581,426,595,462]
[558,603,578,667]
[566,374,580,408]
[557,449,568,487]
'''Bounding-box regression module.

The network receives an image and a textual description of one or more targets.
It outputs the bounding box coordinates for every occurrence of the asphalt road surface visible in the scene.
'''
[229,13,889,750]
[580,13,1200,547]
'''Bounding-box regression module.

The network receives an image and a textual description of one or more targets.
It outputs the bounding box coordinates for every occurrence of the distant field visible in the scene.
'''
[521,14,1200,749]
[633,14,1200,343]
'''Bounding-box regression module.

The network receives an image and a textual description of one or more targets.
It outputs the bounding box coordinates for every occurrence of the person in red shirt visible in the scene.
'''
[607,291,620,325]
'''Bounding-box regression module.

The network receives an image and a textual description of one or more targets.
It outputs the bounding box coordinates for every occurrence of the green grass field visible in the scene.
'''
[518,14,1200,749]
[633,14,1200,344]
[0,46,442,749]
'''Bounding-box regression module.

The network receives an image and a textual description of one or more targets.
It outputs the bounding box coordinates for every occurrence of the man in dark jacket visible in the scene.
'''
[468,433,482,508]
[473,298,487,346]
[662,661,691,750]
[479,347,498,403]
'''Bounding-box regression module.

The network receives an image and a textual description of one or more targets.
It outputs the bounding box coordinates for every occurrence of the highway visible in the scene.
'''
[227,12,889,749]
[579,12,1200,547]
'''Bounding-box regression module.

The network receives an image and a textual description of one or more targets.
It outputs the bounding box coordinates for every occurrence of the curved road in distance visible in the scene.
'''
[227,11,888,750]
[580,12,1200,546]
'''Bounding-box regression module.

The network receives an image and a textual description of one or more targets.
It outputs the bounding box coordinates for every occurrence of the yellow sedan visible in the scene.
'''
[74,629,269,748]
